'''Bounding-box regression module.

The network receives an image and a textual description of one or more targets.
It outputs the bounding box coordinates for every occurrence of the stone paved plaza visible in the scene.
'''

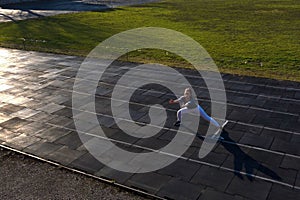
[0,47,300,199]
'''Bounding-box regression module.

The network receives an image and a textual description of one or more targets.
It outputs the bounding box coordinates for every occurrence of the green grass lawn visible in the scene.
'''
[0,0,299,81]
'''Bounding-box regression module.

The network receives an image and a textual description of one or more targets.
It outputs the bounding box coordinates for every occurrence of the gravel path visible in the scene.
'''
[0,148,151,200]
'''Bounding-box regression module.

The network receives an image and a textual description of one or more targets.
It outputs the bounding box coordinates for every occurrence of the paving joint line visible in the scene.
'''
[7,59,300,104]
[5,66,299,117]
[36,122,300,190]
[235,121,300,136]
[101,80,299,117]
[79,66,300,103]
[38,101,300,160]
[117,64,300,92]
[189,158,295,189]
[2,47,300,93]
[68,89,300,136]
[52,74,300,117]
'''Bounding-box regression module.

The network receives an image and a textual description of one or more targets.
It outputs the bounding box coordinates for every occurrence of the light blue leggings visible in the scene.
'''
[197,105,220,127]
[177,105,220,128]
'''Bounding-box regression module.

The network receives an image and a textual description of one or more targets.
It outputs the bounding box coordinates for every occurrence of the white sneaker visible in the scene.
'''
[221,120,229,130]
[209,120,228,140]
[210,129,224,140]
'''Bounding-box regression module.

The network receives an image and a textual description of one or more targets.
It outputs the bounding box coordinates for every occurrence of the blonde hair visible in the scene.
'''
[184,88,193,96]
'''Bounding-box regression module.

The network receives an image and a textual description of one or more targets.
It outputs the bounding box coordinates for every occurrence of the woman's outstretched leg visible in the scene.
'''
[175,107,198,126]
[197,105,220,128]
[176,107,189,121]
[174,107,185,126]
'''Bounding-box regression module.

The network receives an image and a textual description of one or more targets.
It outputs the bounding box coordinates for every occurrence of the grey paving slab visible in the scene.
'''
[191,149,228,167]
[217,140,283,184]
[291,133,300,143]
[226,176,272,200]
[280,155,300,171]
[227,109,256,123]
[247,149,283,166]
[51,107,73,118]
[126,172,172,194]
[157,178,204,200]
[46,115,73,127]
[53,131,90,150]
[156,159,202,182]
[220,129,245,143]
[158,129,177,141]
[69,153,105,174]
[256,164,297,186]
[4,133,41,150]
[267,184,300,200]
[0,103,25,114]
[231,123,263,135]
[47,146,86,165]
[181,146,198,159]
[239,134,273,149]
[190,165,233,192]
[292,104,300,117]
[270,138,300,156]
[10,108,40,119]
[260,128,292,142]
[96,127,140,144]
[8,96,33,105]
[26,111,57,122]
[20,99,46,110]
[0,128,21,141]
[69,119,98,133]
[37,102,65,114]
[35,126,71,142]
[15,121,50,135]
[198,188,247,200]
[0,117,30,130]
[24,140,64,157]
[95,166,133,184]
[0,113,13,124]
[95,85,114,96]
[134,137,170,150]
[296,172,300,188]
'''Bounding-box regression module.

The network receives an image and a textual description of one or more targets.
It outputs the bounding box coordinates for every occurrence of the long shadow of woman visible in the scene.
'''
[219,130,282,181]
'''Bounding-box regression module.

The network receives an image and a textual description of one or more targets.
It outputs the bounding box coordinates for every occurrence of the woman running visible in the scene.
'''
[169,88,223,138]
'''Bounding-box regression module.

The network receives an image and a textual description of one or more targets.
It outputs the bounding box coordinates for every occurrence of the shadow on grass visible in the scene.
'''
[0,13,17,22]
